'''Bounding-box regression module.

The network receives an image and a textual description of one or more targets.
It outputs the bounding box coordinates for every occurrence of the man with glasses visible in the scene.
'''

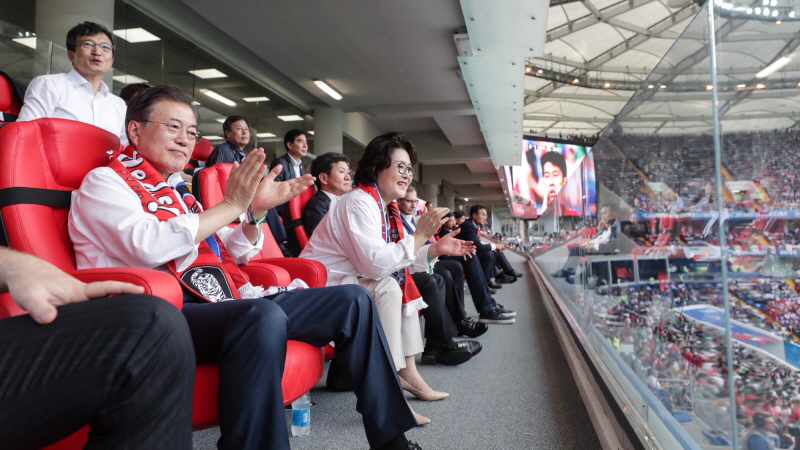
[744,412,780,450]
[18,22,128,144]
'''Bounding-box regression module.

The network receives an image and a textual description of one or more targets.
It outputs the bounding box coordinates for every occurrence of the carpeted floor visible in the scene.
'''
[193,251,602,449]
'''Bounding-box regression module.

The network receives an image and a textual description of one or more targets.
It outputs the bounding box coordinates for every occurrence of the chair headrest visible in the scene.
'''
[192,138,215,162]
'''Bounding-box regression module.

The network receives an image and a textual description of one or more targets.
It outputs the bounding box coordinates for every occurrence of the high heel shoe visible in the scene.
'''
[409,405,431,426]
[399,377,449,401]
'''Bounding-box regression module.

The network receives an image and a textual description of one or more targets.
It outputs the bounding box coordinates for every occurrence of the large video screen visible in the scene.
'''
[504,166,538,218]
[505,138,596,217]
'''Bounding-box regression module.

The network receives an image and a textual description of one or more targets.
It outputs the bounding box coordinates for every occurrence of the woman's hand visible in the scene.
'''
[428,229,476,258]
[412,207,449,240]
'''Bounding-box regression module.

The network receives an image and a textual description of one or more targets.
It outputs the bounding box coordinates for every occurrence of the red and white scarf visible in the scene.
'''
[107,146,249,302]
[358,183,426,316]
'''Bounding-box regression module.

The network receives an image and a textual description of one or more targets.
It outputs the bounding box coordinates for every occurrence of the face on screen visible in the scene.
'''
[540,161,566,203]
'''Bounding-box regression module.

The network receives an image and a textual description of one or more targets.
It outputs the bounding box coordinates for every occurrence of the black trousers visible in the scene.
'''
[441,255,496,315]
[477,249,498,281]
[411,272,458,348]
[433,259,467,322]
[181,284,416,450]
[0,295,195,450]
[495,252,515,275]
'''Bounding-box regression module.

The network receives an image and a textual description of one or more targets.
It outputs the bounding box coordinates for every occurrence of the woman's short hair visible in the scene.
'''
[353,132,417,186]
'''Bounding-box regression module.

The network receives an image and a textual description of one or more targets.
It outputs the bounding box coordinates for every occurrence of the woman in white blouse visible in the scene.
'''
[301,132,473,413]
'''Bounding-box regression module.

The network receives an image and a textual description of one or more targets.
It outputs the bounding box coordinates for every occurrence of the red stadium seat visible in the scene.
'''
[194,164,328,287]
[288,185,317,251]
[0,119,323,449]
[0,72,23,120]
[194,164,333,359]
[185,137,214,170]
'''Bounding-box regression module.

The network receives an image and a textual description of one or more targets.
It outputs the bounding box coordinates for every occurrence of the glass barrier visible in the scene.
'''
[531,2,800,448]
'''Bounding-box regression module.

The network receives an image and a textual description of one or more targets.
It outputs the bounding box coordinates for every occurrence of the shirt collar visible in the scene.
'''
[320,189,338,201]
[401,213,415,223]
[288,153,302,165]
[67,68,109,95]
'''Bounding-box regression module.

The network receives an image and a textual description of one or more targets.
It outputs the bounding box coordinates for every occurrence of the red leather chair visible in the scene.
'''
[0,73,23,120]
[194,164,334,359]
[0,119,324,449]
[287,186,317,251]
[185,137,215,170]
[193,164,327,287]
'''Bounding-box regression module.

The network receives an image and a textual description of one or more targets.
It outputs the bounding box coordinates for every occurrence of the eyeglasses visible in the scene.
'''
[78,40,114,53]
[400,199,419,204]
[390,161,414,176]
[143,120,202,142]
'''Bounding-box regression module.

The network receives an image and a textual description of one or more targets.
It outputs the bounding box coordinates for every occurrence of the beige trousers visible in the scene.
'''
[357,277,424,370]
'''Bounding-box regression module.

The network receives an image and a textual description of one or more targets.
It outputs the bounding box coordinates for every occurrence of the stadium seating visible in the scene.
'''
[0,118,324,448]
[185,137,214,170]
[287,185,317,250]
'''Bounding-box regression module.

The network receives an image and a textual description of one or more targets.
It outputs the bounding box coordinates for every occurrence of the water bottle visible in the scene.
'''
[291,392,311,436]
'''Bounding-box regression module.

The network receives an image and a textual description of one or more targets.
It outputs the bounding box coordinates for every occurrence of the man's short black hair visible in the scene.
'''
[539,151,567,178]
[66,21,115,55]
[119,83,151,103]
[310,152,349,189]
[126,85,198,142]
[453,210,466,219]
[469,204,486,218]
[223,115,250,132]
[752,412,770,428]
[353,132,417,187]
[284,129,307,151]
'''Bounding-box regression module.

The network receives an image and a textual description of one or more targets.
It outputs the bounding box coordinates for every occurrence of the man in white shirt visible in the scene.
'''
[18,21,128,144]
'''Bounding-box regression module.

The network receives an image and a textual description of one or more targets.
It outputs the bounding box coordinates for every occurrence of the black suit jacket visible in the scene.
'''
[455,219,493,253]
[269,153,303,183]
[303,189,332,237]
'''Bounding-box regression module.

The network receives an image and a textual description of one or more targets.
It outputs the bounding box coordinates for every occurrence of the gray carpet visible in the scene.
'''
[193,252,602,449]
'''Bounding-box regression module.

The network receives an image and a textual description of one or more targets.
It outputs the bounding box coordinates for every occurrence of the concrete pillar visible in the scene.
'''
[419,183,438,208]
[313,107,343,154]
[36,0,115,84]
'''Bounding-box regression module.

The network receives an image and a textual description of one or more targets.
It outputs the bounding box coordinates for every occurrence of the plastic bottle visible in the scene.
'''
[291,392,311,436]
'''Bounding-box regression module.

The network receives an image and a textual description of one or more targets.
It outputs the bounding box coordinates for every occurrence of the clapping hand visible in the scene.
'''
[429,229,476,258]
[249,163,315,217]
[413,207,450,240]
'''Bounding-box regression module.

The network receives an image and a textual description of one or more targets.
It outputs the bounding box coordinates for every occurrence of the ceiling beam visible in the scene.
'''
[525,110,800,123]
[545,0,657,43]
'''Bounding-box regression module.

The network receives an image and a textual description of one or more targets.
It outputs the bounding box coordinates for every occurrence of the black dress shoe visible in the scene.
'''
[461,339,482,356]
[506,271,523,278]
[325,359,353,392]
[457,318,489,338]
[488,281,502,289]
[420,341,473,365]
[495,274,517,284]
[489,288,498,295]
[372,435,423,450]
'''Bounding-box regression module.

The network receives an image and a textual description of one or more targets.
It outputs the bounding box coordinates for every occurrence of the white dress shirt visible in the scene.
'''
[18,69,128,145]
[289,154,303,179]
[69,167,263,273]
[300,189,433,286]
[588,224,615,251]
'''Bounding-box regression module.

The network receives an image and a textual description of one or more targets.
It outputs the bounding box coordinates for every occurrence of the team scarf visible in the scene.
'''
[107,146,249,302]
[357,183,426,316]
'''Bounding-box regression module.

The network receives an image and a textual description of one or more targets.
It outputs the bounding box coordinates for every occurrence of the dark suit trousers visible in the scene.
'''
[0,295,195,450]
[433,259,467,322]
[477,249,498,281]
[181,284,416,450]
[495,252,515,275]
[441,255,496,315]
[411,272,458,348]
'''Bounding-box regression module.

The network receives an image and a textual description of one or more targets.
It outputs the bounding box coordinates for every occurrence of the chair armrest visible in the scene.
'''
[0,267,184,319]
[68,267,184,309]
[240,262,292,289]
[251,258,327,287]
